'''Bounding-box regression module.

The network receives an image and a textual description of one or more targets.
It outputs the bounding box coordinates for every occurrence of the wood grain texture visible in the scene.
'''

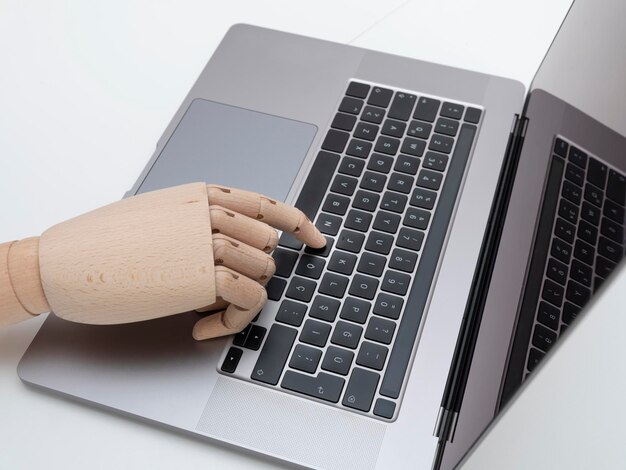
[0,242,37,326]
[39,183,216,324]
[7,237,49,315]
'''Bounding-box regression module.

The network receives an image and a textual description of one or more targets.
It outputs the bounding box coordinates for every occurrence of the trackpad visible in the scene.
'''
[137,99,318,200]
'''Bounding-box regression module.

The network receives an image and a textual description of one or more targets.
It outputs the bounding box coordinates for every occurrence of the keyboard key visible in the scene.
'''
[607,169,626,205]
[561,180,582,204]
[233,324,251,347]
[410,187,437,209]
[346,81,370,99]
[331,112,357,131]
[349,274,380,300]
[429,134,454,154]
[346,138,372,159]
[558,199,578,224]
[321,346,354,375]
[337,229,366,253]
[331,320,363,349]
[373,398,396,419]
[581,201,601,225]
[375,135,400,155]
[244,325,266,351]
[368,86,393,108]
[584,183,604,207]
[300,319,332,347]
[356,342,389,370]
[397,227,425,251]
[381,270,411,295]
[361,105,385,124]
[389,248,418,273]
[570,259,592,286]
[394,154,421,175]
[463,107,482,124]
[435,117,459,136]
[266,277,287,301]
[365,231,394,255]
[272,248,299,278]
[387,172,414,194]
[322,129,350,153]
[562,301,580,325]
[537,301,559,330]
[373,211,401,233]
[323,193,351,215]
[578,219,598,245]
[554,217,575,244]
[289,344,322,373]
[342,368,380,411]
[365,317,396,345]
[328,251,357,275]
[281,370,345,403]
[407,119,432,139]
[388,92,417,121]
[404,207,430,230]
[596,255,617,278]
[373,293,404,320]
[553,138,568,158]
[568,145,587,168]
[542,279,564,307]
[285,276,317,302]
[532,324,557,352]
[565,163,584,187]
[401,137,426,157]
[310,295,340,322]
[598,236,622,263]
[604,199,625,224]
[413,97,440,122]
[440,102,464,120]
[319,272,349,298]
[338,156,365,177]
[588,157,607,189]
[316,212,342,236]
[340,297,371,324]
[381,119,407,137]
[221,347,243,373]
[601,217,624,244]
[423,152,449,172]
[344,209,373,232]
[380,191,408,213]
[574,239,595,265]
[304,236,334,258]
[252,324,297,385]
[416,169,443,190]
[353,190,380,212]
[527,348,544,372]
[276,300,307,327]
[368,153,394,174]
[295,255,326,279]
[339,96,364,115]
[551,237,572,264]
[360,171,388,192]
[354,122,379,141]
[546,257,568,285]
[330,174,358,196]
[357,252,387,277]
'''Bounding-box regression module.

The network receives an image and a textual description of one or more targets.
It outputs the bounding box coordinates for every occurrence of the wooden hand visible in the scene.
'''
[0,183,325,340]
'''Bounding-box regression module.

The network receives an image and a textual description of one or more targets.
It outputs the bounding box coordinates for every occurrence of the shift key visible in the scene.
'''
[251,324,297,385]
[281,371,345,403]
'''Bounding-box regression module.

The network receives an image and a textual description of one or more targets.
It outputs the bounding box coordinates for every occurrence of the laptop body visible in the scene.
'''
[16,1,625,469]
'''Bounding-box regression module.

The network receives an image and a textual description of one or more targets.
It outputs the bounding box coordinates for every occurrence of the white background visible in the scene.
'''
[3,1,607,469]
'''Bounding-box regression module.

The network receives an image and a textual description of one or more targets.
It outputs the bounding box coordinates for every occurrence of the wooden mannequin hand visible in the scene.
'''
[0,183,325,340]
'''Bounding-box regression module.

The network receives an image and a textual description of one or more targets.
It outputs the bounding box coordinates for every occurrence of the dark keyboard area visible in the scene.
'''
[504,137,625,400]
[220,81,481,420]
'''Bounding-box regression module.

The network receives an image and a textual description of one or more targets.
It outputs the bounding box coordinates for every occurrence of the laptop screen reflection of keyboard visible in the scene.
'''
[219,81,482,421]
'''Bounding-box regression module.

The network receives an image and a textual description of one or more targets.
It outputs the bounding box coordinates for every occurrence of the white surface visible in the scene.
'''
[0,1,573,469]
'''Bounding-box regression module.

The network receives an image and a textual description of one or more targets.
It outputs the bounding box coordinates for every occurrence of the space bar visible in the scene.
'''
[379,124,477,399]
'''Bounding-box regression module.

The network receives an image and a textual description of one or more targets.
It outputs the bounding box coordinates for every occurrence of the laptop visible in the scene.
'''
[17,0,625,468]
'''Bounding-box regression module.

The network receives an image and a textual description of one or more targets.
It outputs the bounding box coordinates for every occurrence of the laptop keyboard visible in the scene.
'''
[524,137,625,375]
[218,81,482,420]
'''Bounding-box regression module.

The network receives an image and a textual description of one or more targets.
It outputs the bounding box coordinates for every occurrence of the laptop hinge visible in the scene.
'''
[431,114,528,469]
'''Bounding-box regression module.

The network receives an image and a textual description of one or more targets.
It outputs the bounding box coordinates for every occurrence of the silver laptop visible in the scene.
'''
[18,0,626,468]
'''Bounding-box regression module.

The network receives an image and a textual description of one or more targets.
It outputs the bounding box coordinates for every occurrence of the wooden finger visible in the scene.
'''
[207,185,325,248]
[210,205,278,253]
[195,297,228,313]
[212,233,275,284]
[192,266,266,340]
